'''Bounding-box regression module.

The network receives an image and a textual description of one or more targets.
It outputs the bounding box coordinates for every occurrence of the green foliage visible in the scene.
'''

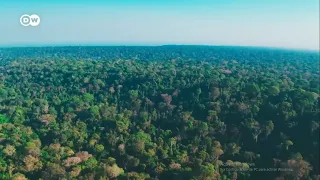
[89,105,100,118]
[11,107,25,124]
[267,86,280,96]
[0,114,9,124]
[83,93,94,103]
[84,157,98,169]
[245,83,261,97]
[133,131,151,143]
[0,88,8,100]
[0,46,318,180]
[94,144,104,153]
[116,118,130,132]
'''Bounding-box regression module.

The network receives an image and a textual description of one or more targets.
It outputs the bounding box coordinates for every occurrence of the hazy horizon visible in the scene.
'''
[0,0,319,50]
[0,43,319,51]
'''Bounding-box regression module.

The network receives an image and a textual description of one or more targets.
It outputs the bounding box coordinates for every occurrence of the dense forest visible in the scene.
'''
[0,46,319,180]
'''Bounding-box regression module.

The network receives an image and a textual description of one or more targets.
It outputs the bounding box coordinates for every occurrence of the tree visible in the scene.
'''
[210,87,220,101]
[95,144,104,153]
[244,83,260,97]
[0,46,319,180]
[105,164,124,178]
[3,144,16,156]
[11,107,25,124]
[83,93,94,103]
[0,88,8,101]
[310,121,319,133]
[12,173,28,180]
[282,140,294,150]
[198,122,209,137]
[22,155,43,172]
[267,86,280,96]
[226,143,241,156]
[279,159,312,180]
[0,114,9,124]
[196,163,218,180]
[264,120,274,138]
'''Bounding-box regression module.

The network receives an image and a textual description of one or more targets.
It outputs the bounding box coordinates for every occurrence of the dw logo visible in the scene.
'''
[20,14,41,27]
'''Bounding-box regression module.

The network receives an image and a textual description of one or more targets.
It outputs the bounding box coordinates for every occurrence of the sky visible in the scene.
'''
[0,0,319,50]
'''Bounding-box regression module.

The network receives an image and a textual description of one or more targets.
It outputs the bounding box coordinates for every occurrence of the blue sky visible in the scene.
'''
[0,0,319,50]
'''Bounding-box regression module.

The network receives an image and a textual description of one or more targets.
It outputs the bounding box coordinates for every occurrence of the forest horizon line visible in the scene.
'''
[0,44,318,53]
